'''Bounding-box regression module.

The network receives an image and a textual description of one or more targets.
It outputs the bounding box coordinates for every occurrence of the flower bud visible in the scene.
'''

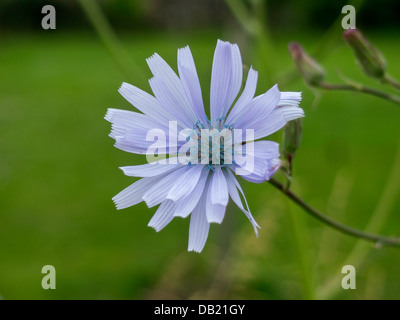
[282,118,302,161]
[288,42,325,86]
[343,29,386,79]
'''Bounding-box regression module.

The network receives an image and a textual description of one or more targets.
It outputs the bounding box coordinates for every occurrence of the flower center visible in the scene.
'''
[187,119,235,170]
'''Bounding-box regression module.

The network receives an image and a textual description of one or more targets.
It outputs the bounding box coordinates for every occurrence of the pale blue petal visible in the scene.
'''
[206,166,229,224]
[177,46,207,125]
[188,188,210,252]
[252,140,280,158]
[235,157,281,183]
[206,201,226,225]
[148,200,175,232]
[149,76,194,127]
[113,127,176,155]
[113,175,168,210]
[210,40,232,122]
[146,53,184,97]
[280,106,305,122]
[106,108,184,155]
[112,127,153,154]
[233,84,281,131]
[223,169,260,235]
[178,64,209,127]
[107,110,149,143]
[221,43,243,118]
[233,85,304,140]
[279,91,302,107]
[174,170,210,218]
[105,108,165,131]
[120,162,183,177]
[105,108,170,139]
[225,67,258,125]
[147,53,197,126]
[234,140,280,182]
[267,157,281,179]
[118,82,171,124]
[210,166,229,205]
[166,164,205,201]
[142,166,190,207]
[235,140,280,163]
[251,106,304,140]
[177,46,197,75]
[241,90,303,140]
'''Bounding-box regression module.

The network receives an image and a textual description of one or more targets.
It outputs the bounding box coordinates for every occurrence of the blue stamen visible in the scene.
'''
[193,120,205,130]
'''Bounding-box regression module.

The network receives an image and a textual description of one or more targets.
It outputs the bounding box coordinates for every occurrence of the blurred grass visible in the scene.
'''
[1,30,400,299]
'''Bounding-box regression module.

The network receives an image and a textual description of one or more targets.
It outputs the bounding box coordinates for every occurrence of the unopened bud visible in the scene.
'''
[343,29,386,79]
[288,42,325,86]
[282,118,302,161]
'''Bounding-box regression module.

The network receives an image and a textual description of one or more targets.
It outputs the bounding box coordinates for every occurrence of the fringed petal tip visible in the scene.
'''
[111,197,124,210]
[278,91,302,109]
[281,106,305,122]
[145,53,159,66]
[187,247,202,253]
[147,201,175,232]
[117,82,129,95]
[104,108,116,122]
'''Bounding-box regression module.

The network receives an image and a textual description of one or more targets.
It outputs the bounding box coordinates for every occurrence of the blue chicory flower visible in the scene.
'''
[105,40,304,252]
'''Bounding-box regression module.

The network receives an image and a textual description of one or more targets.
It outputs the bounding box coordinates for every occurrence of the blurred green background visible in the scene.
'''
[1,0,400,300]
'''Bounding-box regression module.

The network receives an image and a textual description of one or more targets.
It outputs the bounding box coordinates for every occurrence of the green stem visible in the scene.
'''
[383,73,400,91]
[268,178,400,247]
[319,82,400,106]
[77,0,141,81]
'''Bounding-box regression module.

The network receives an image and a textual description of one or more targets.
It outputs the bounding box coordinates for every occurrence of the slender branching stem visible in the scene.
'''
[268,178,400,247]
[319,82,400,106]
[383,73,400,91]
